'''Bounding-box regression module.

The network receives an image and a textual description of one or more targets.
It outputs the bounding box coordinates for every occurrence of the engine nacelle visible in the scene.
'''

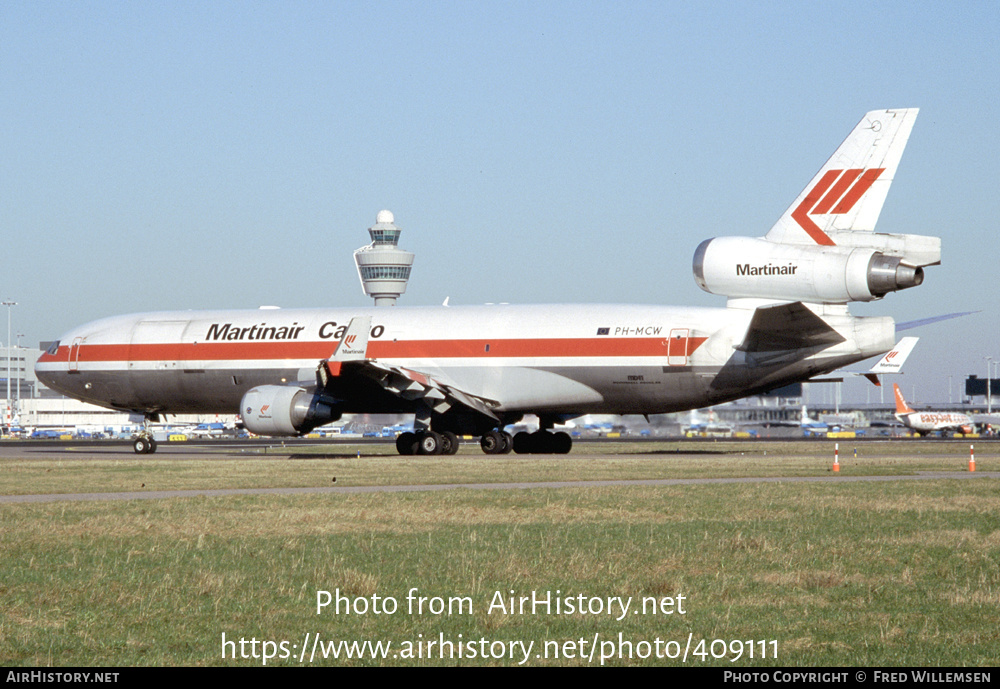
[693,237,924,303]
[240,385,341,436]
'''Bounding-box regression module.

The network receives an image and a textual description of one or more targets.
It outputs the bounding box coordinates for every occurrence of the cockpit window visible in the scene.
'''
[45,341,60,356]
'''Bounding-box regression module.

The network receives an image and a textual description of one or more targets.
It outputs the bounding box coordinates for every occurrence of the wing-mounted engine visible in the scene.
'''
[692,235,937,303]
[240,384,341,436]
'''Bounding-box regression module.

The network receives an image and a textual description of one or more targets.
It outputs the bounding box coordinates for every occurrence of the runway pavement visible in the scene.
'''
[2,437,997,504]
[3,471,999,504]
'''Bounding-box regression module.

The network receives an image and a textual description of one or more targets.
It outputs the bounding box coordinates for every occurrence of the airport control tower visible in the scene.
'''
[353,210,414,306]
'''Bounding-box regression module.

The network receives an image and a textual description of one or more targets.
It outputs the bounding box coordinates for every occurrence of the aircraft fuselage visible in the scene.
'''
[35,302,893,422]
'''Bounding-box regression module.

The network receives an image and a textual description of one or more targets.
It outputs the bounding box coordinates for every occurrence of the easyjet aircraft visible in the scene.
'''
[36,108,941,455]
[892,384,974,436]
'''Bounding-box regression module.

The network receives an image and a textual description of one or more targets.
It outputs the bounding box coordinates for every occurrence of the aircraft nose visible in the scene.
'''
[34,340,69,394]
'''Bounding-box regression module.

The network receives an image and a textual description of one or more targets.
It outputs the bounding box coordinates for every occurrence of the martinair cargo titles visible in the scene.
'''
[36,108,942,455]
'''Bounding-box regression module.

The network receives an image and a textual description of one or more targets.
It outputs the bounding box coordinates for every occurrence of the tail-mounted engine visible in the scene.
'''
[240,385,341,436]
[693,234,939,303]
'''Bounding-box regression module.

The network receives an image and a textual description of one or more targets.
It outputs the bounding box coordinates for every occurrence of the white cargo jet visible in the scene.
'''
[892,384,974,436]
[36,108,941,455]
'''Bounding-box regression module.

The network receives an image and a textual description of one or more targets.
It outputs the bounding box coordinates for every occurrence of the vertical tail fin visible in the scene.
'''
[765,108,919,247]
[893,383,915,415]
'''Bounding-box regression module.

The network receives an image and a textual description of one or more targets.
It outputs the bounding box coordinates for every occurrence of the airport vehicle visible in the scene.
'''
[35,108,941,455]
[892,384,974,436]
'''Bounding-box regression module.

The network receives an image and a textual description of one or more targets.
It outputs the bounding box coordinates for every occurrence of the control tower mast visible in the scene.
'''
[353,210,414,306]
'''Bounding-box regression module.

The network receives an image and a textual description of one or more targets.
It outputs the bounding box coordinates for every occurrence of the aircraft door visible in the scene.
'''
[667,329,690,366]
[69,338,84,372]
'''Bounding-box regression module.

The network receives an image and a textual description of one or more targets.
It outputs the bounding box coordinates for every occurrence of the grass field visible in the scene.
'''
[1,440,998,666]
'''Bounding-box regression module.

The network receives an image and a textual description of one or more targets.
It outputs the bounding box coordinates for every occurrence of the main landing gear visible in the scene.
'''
[511,430,572,454]
[480,429,512,455]
[392,428,573,455]
[395,430,461,456]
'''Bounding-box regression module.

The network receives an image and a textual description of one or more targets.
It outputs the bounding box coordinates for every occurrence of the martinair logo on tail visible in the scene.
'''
[792,168,885,245]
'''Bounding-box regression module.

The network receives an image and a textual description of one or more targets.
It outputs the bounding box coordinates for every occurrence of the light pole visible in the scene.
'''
[2,300,15,429]
[16,333,23,411]
[987,356,994,415]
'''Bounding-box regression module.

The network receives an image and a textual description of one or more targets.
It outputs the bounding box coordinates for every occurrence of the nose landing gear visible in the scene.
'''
[132,433,157,454]
[132,413,160,454]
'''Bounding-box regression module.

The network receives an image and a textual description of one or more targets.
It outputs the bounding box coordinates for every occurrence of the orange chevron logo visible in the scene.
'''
[792,168,885,245]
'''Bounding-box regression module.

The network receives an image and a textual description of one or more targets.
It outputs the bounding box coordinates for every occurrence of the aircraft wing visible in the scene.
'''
[349,361,501,421]
[736,301,845,352]
[319,317,500,422]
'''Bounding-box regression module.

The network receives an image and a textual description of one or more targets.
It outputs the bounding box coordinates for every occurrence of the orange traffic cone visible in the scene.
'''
[833,443,840,473]
[969,445,975,472]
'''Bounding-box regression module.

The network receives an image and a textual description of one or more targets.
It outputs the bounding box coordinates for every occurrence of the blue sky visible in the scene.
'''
[3,1,998,404]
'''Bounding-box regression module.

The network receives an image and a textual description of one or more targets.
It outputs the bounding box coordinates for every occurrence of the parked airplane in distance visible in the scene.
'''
[892,384,974,436]
[36,108,942,455]
[799,406,831,436]
[685,408,735,437]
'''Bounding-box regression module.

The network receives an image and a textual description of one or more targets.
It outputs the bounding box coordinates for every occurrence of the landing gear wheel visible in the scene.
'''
[513,431,532,454]
[481,430,513,455]
[417,431,443,455]
[481,430,504,454]
[133,436,156,454]
[553,431,572,454]
[396,432,418,455]
[511,431,572,454]
[440,431,460,455]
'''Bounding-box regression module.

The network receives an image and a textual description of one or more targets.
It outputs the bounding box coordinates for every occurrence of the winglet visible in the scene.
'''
[869,337,919,374]
[324,316,371,378]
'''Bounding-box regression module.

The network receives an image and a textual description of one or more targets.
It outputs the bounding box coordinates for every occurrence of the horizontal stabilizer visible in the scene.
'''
[737,302,845,352]
[897,311,978,332]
